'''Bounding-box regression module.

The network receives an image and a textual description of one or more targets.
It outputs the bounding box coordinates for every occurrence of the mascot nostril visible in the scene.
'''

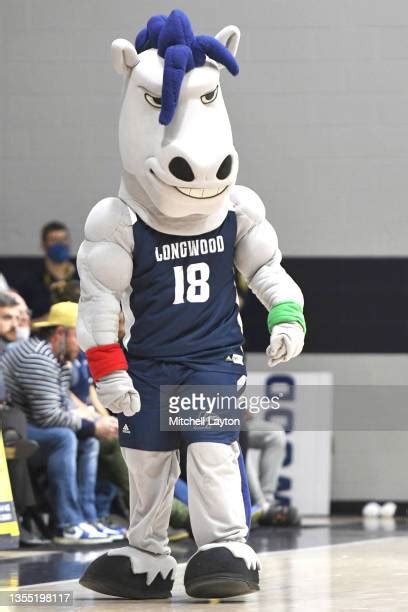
[169,157,195,182]
[216,155,233,180]
[77,7,305,603]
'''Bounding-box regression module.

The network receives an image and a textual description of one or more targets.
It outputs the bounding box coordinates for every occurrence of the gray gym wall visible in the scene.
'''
[2,1,408,502]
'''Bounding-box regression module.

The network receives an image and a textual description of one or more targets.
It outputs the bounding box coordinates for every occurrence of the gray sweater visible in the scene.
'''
[1,337,82,430]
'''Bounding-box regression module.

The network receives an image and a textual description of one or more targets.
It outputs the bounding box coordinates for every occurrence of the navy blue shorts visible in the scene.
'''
[118,358,247,451]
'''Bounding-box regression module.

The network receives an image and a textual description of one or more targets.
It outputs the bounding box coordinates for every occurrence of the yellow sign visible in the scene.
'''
[0,431,19,538]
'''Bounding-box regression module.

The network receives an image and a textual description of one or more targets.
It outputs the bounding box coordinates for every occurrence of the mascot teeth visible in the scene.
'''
[176,186,227,198]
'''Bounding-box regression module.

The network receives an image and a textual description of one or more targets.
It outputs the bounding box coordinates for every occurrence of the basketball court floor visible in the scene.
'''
[1,517,407,610]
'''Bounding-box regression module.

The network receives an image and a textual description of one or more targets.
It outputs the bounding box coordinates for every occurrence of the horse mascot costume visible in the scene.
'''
[77,9,306,600]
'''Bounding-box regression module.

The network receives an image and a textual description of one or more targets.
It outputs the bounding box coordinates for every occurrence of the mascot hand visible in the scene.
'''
[96,370,141,417]
[266,323,304,368]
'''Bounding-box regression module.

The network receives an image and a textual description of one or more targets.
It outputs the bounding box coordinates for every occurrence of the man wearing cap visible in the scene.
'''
[2,302,119,544]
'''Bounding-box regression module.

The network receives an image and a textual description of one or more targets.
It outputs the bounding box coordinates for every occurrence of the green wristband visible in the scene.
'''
[267,301,306,334]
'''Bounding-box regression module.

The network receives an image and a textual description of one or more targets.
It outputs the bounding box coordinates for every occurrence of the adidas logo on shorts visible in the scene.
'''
[122,424,131,434]
[224,353,244,365]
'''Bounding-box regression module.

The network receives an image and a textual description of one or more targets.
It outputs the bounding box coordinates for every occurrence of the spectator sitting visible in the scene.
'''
[65,323,127,539]
[2,301,119,545]
[0,292,41,543]
[17,221,78,319]
[246,427,300,526]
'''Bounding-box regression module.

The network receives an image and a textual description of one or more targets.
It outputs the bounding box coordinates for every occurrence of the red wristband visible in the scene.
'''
[86,343,128,381]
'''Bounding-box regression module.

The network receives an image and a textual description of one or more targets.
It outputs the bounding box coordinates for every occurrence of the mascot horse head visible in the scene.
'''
[112,10,240,221]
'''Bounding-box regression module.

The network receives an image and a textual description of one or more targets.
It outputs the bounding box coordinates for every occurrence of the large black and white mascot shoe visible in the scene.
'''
[184,542,260,599]
[79,547,177,599]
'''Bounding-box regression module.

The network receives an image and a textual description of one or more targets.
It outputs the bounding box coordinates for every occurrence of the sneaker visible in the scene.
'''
[19,524,51,546]
[53,522,112,545]
[92,519,125,542]
[19,516,51,546]
[258,504,301,527]
[251,503,265,524]
[98,515,127,533]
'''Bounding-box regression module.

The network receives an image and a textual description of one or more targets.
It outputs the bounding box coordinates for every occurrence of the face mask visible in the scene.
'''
[47,243,70,263]
[15,327,30,342]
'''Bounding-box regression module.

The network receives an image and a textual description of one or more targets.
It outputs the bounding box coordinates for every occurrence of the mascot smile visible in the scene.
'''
[77,9,306,600]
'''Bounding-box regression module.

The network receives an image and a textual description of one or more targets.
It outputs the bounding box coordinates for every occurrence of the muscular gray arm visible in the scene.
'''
[76,197,135,351]
[232,185,303,311]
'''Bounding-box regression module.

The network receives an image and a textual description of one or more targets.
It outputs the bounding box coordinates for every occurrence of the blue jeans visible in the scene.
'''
[27,424,99,529]
[95,479,118,518]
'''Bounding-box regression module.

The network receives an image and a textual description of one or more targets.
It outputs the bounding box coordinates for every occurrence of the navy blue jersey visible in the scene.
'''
[125,211,243,362]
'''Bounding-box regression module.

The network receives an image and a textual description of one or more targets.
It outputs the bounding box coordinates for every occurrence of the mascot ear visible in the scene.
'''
[111,39,139,75]
[214,25,240,59]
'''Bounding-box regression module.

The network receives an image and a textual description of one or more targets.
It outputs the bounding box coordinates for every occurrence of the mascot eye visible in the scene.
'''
[144,93,162,108]
[201,86,218,105]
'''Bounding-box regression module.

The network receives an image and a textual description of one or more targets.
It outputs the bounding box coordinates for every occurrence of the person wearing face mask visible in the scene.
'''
[1,302,120,544]
[16,221,78,319]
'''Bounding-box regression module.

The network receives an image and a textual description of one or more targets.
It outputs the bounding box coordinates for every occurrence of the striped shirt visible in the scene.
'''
[1,337,82,430]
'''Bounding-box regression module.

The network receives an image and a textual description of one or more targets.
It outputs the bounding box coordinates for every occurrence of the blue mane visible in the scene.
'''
[135,9,239,125]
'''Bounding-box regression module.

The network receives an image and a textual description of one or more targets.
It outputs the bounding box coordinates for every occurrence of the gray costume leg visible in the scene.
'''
[187,441,248,546]
[247,429,286,506]
[80,448,180,599]
[123,448,180,555]
[184,441,260,599]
